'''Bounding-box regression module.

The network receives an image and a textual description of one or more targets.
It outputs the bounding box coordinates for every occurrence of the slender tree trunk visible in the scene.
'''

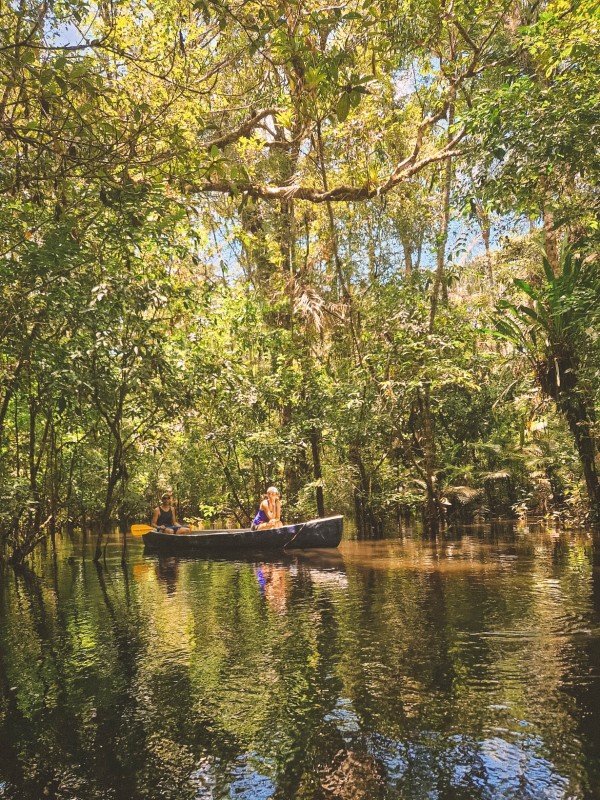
[49,421,57,544]
[400,233,413,276]
[473,199,493,285]
[419,386,440,535]
[349,443,380,535]
[422,109,454,530]
[95,442,122,562]
[310,429,325,517]
[0,322,42,445]
[429,105,454,332]
[14,398,20,477]
[543,207,560,275]
[65,446,76,526]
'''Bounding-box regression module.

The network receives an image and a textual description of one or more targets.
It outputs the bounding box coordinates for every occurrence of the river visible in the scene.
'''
[1,523,600,799]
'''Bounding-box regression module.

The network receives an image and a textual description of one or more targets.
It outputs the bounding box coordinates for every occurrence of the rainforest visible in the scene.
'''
[1,0,599,554]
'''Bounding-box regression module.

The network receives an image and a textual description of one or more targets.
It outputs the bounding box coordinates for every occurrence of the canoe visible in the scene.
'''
[142,515,343,552]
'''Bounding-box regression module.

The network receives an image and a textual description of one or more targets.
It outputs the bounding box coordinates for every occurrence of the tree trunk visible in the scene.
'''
[0,322,42,445]
[419,386,440,535]
[473,199,493,285]
[540,352,600,518]
[349,443,380,536]
[429,105,454,332]
[400,233,413,276]
[310,429,325,517]
[560,396,600,517]
[543,207,560,275]
[96,439,125,565]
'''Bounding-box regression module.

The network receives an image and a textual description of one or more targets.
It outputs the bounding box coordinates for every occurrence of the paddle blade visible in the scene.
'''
[130,524,155,537]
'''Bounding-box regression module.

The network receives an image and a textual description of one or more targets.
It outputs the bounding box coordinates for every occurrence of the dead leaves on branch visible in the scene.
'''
[283,275,347,331]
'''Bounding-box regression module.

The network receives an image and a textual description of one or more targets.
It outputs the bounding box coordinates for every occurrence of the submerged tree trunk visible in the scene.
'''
[349,443,381,536]
[539,352,600,518]
[418,386,440,535]
[310,429,325,517]
[560,397,600,517]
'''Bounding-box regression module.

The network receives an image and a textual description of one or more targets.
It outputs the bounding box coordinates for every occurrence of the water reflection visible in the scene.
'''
[255,565,288,614]
[1,527,600,798]
[155,555,180,597]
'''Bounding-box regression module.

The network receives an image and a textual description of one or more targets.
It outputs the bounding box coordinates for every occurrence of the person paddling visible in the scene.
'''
[151,492,191,535]
[251,487,282,530]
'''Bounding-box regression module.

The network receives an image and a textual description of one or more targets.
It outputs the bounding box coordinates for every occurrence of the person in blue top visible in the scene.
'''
[251,486,282,530]
[151,492,191,535]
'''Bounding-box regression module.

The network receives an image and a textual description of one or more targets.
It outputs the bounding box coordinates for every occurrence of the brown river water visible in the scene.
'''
[1,523,600,799]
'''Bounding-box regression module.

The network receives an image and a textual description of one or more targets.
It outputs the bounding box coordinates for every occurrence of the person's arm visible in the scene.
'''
[262,498,276,521]
[151,507,160,528]
[274,498,281,521]
[172,508,179,526]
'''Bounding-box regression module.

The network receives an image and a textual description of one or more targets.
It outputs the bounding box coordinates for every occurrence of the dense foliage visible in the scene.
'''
[1,0,599,561]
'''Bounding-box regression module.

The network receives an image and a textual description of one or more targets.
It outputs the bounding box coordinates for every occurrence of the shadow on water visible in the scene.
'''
[2,523,600,798]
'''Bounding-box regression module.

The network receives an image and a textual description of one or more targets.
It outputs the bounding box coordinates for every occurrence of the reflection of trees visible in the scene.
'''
[0,565,96,797]
[92,561,149,798]
[0,555,251,799]
[333,533,594,797]
[177,558,387,798]
[155,555,179,597]
[1,532,599,798]
[253,568,387,800]
[567,536,600,796]
[0,572,30,794]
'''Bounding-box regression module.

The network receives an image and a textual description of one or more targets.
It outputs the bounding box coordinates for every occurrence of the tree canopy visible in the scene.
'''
[1,0,599,561]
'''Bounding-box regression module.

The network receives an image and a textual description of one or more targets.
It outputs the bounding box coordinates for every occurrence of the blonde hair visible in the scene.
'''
[267,486,279,495]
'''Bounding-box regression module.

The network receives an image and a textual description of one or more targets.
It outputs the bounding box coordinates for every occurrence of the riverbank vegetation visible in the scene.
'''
[1,0,599,562]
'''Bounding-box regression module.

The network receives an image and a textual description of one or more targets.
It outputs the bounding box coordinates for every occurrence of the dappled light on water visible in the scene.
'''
[1,525,600,798]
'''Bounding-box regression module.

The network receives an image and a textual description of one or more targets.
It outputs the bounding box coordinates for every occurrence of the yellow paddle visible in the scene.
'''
[130,524,156,537]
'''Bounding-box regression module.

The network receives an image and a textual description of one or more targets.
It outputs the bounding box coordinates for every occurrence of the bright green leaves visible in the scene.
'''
[465,0,600,230]
[492,247,599,366]
[336,92,351,122]
[335,75,372,121]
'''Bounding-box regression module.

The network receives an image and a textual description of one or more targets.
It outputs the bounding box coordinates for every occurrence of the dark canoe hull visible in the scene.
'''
[142,515,343,552]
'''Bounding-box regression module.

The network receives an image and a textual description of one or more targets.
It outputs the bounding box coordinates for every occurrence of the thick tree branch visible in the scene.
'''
[191,132,465,203]
[206,108,283,149]
[191,54,476,203]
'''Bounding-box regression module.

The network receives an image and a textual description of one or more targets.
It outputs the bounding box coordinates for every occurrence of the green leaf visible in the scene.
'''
[492,318,523,343]
[497,299,518,311]
[517,305,544,327]
[337,93,350,123]
[70,62,88,78]
[513,278,538,300]
[541,256,555,283]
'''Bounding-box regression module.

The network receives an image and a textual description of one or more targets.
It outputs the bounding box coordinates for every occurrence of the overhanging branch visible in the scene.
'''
[206,108,283,149]
[188,129,466,203]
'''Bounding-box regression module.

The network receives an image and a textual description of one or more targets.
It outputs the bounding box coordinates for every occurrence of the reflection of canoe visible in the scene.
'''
[142,515,343,552]
[287,547,346,570]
